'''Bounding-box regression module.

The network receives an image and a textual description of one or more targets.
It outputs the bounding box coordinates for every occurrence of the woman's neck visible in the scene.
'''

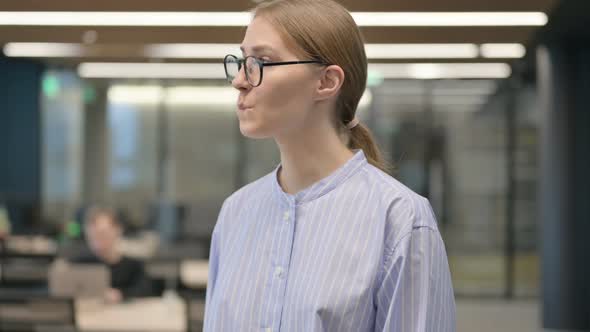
[276,122,353,195]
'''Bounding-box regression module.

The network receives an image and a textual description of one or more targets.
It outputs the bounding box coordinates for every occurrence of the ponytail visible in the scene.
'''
[348,123,391,173]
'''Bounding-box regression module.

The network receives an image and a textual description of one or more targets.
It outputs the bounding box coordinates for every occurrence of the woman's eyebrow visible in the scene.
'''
[240,44,276,55]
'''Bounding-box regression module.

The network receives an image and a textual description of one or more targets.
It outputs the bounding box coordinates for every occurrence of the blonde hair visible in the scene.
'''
[253,0,391,173]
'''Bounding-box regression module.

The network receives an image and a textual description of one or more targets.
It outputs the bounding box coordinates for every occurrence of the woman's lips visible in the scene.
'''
[238,104,253,112]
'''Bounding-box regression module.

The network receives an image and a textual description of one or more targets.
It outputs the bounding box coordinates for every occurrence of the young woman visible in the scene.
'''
[204,0,456,331]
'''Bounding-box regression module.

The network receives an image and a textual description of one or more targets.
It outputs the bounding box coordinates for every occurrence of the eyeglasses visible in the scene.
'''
[224,54,326,87]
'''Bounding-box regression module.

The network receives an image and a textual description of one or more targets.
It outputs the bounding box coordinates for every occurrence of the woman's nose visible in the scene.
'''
[231,66,250,90]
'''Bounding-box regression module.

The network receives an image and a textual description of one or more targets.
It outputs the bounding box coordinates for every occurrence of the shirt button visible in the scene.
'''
[283,211,290,221]
[274,266,284,279]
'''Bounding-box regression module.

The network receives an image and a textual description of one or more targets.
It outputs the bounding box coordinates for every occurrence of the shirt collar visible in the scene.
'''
[272,149,368,206]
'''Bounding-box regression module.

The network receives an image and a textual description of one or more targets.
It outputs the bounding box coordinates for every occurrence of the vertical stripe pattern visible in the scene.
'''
[204,150,456,332]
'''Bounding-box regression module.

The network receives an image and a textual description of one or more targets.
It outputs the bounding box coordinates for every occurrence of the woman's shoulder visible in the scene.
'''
[221,170,276,209]
[213,170,276,234]
[357,164,441,257]
[360,163,438,230]
[359,163,423,199]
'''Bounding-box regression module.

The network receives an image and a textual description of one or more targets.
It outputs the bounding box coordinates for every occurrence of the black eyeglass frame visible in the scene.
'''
[224,54,327,87]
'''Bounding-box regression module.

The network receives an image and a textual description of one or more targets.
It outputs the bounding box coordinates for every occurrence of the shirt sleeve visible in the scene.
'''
[374,226,456,332]
[204,199,230,327]
[205,225,221,308]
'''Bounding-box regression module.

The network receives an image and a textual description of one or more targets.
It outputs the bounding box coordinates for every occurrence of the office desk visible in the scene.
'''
[2,236,57,257]
[75,296,186,332]
[0,296,75,332]
[180,259,208,289]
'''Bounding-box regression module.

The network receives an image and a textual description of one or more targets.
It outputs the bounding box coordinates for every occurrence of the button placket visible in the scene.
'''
[263,200,295,329]
[274,266,284,279]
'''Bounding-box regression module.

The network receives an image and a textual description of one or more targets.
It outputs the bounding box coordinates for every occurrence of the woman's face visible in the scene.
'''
[234,16,321,139]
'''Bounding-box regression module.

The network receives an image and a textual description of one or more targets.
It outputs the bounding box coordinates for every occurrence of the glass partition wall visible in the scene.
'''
[41,71,539,298]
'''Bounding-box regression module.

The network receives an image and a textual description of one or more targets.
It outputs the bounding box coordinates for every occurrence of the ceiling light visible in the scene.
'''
[165,87,238,105]
[165,86,370,108]
[365,44,478,59]
[3,42,83,57]
[368,63,511,79]
[147,43,481,59]
[80,62,510,80]
[351,12,548,26]
[78,63,225,79]
[144,44,241,58]
[0,11,548,27]
[106,85,372,111]
[3,42,241,59]
[0,12,251,26]
[107,85,239,106]
[480,43,526,58]
[7,42,525,60]
[108,85,163,104]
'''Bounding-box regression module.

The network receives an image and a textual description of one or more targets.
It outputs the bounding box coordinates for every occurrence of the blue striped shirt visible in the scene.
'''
[204,150,456,332]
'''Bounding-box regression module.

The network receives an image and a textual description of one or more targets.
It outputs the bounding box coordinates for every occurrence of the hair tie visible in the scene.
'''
[346,117,359,130]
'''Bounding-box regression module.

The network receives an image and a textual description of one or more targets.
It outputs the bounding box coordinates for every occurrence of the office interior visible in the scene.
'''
[1,0,589,331]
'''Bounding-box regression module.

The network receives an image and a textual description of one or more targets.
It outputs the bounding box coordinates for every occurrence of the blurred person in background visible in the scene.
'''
[74,206,153,303]
[204,0,455,331]
[0,204,11,239]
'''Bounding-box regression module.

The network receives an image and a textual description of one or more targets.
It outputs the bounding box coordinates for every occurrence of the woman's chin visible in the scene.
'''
[239,122,269,139]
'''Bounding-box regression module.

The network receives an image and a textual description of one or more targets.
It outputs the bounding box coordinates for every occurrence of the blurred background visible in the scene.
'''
[0,0,589,331]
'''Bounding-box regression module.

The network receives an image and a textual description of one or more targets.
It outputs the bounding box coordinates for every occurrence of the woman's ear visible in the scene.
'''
[315,65,345,101]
